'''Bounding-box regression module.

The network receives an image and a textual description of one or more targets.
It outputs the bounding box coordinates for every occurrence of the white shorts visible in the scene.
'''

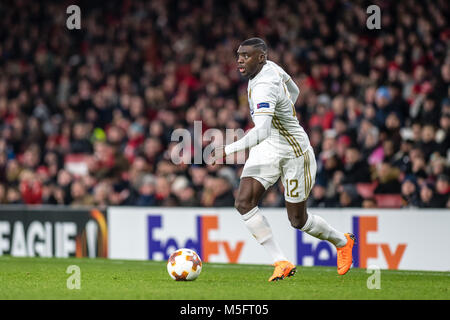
[240,141,317,203]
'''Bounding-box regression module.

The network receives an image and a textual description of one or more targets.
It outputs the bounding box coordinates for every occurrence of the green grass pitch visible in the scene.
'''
[0,256,448,300]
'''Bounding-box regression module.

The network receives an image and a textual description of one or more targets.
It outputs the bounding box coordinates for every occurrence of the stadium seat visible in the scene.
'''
[374,194,403,208]
[65,154,89,176]
[356,182,378,199]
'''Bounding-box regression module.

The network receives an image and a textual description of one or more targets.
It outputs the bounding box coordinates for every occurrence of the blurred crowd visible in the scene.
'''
[0,0,449,209]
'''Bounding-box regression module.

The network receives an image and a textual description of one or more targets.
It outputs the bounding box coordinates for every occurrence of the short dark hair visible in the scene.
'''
[240,37,267,53]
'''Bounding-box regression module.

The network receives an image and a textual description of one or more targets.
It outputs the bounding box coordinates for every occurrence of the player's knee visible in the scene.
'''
[234,198,248,214]
[289,216,306,229]
[235,197,257,215]
[286,201,308,229]
[288,211,308,229]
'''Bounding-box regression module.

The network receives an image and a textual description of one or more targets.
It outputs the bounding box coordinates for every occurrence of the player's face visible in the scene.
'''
[237,45,264,78]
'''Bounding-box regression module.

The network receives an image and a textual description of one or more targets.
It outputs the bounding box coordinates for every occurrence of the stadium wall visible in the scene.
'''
[0,206,108,258]
[108,207,450,272]
[1,206,448,272]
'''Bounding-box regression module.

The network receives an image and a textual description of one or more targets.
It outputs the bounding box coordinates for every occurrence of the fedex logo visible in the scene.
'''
[147,215,244,263]
[353,216,407,269]
[297,216,407,269]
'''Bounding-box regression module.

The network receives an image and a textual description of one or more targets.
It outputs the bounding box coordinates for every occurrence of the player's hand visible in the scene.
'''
[211,145,226,165]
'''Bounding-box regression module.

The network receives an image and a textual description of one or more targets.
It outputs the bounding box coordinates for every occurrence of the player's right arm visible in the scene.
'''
[223,114,272,155]
[285,78,299,105]
[223,81,277,156]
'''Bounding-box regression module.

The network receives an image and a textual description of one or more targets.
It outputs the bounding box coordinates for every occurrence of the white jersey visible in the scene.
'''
[247,60,310,158]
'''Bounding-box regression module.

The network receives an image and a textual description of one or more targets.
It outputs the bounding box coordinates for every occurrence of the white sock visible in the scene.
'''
[241,206,288,263]
[301,213,347,248]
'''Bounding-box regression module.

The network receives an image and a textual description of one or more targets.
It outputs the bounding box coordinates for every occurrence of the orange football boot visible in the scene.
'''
[337,233,356,275]
[268,260,297,282]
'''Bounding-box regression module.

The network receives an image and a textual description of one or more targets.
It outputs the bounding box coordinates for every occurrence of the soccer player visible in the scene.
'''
[212,38,355,281]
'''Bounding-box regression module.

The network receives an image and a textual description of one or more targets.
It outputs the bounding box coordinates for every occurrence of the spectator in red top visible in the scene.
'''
[19,171,43,204]
[308,94,333,130]
[124,123,145,163]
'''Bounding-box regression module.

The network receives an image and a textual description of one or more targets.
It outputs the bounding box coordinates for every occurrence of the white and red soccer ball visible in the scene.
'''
[167,248,202,281]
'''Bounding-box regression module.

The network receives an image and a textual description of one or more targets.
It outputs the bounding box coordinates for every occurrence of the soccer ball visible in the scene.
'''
[167,248,202,281]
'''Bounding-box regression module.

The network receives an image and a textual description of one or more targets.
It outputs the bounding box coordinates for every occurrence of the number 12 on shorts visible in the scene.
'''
[285,179,299,198]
